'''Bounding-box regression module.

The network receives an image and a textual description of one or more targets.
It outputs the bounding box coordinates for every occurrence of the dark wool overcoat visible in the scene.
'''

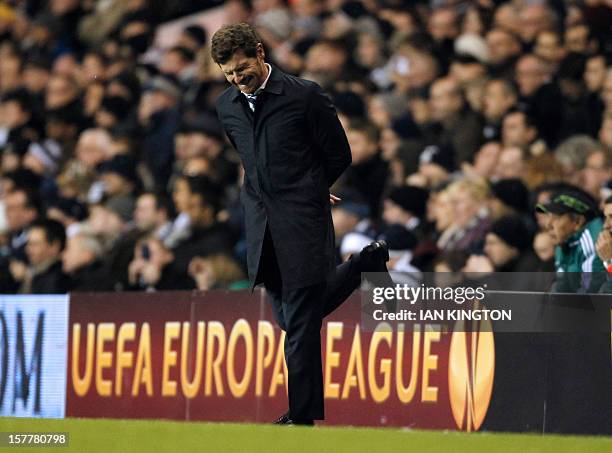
[216,67,351,290]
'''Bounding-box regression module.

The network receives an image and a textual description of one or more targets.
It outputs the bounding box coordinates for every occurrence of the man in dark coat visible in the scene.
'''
[213,23,389,425]
[62,232,113,292]
[20,219,70,294]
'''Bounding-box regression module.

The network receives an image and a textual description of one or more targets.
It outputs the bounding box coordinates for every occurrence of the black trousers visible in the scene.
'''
[259,228,361,421]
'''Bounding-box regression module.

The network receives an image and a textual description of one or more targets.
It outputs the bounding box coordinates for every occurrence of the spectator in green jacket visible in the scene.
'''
[595,196,612,293]
[536,188,605,293]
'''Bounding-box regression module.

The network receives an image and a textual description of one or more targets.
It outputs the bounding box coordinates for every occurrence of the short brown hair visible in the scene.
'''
[211,23,261,64]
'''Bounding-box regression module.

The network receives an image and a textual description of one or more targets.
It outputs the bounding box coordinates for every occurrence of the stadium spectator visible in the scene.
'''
[482,79,518,142]
[86,195,136,290]
[97,154,140,205]
[582,147,612,200]
[481,215,540,272]
[564,23,597,55]
[139,74,182,189]
[383,184,436,268]
[501,108,538,149]
[337,121,388,216]
[428,7,459,70]
[128,236,194,291]
[0,48,24,94]
[390,45,439,96]
[557,53,592,139]
[133,192,171,242]
[486,27,521,78]
[494,146,528,181]
[368,93,408,131]
[44,100,82,154]
[534,30,565,68]
[382,185,429,239]
[169,175,233,277]
[595,196,612,292]
[60,128,111,199]
[45,73,80,110]
[2,186,40,262]
[536,188,606,292]
[533,182,574,230]
[584,54,608,95]
[171,114,236,187]
[439,178,491,254]
[584,54,607,136]
[517,2,557,46]
[428,185,454,243]
[514,54,563,146]
[302,39,349,90]
[380,114,424,184]
[62,231,112,291]
[488,178,530,220]
[160,46,197,87]
[533,230,556,270]
[23,58,51,99]
[14,218,70,294]
[428,76,482,164]
[449,55,487,88]
[1,89,40,162]
[554,135,601,187]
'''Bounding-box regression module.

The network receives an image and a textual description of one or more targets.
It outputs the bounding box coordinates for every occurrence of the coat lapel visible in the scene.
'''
[254,67,285,135]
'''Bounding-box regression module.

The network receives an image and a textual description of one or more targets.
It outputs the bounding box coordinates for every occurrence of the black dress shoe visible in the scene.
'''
[273,412,290,424]
[359,240,397,311]
[285,419,314,426]
[358,240,390,272]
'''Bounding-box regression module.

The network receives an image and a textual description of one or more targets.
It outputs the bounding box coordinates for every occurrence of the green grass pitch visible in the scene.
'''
[1,418,611,453]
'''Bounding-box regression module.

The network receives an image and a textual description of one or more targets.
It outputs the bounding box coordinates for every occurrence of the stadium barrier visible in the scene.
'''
[1,290,611,434]
[0,295,68,418]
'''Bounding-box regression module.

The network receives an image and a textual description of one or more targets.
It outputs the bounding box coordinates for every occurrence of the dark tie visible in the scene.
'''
[245,93,258,112]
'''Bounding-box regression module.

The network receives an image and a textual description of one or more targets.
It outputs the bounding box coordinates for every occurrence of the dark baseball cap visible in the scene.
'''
[536,191,597,219]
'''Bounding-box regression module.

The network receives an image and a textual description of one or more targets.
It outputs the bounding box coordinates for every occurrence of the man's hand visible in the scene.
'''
[128,258,146,285]
[189,256,216,290]
[141,263,162,286]
[596,230,612,262]
[9,260,27,282]
[330,194,341,205]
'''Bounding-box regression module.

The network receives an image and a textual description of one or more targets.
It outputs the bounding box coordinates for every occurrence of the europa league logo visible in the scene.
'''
[448,303,495,432]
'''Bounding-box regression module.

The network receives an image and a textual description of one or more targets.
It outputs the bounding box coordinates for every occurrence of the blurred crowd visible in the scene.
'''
[0,0,611,294]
